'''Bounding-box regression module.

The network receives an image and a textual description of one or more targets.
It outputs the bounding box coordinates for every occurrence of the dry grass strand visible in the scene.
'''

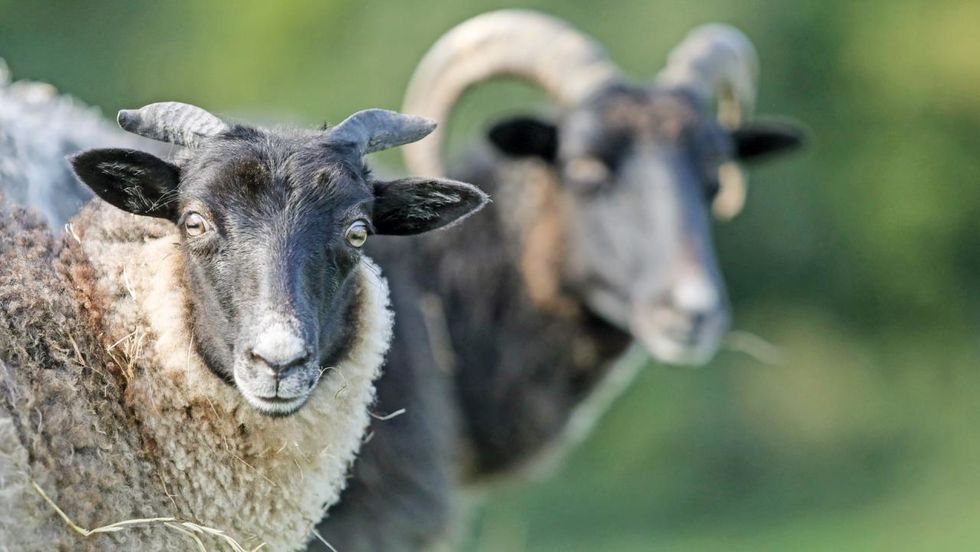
[30,479,263,551]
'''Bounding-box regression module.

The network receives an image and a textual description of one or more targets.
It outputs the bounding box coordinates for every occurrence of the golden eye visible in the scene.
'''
[345,221,369,248]
[183,212,208,237]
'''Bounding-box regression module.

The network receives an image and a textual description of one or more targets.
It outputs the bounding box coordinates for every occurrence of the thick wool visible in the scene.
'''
[0,201,392,551]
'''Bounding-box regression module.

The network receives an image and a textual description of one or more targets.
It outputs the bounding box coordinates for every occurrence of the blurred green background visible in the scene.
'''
[3,0,979,550]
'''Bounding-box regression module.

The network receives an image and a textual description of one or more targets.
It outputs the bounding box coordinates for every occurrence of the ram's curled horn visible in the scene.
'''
[117,102,228,147]
[657,23,759,128]
[327,108,437,155]
[402,9,622,176]
[657,24,759,221]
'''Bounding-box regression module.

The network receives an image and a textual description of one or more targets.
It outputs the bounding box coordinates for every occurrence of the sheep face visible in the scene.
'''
[175,131,375,416]
[70,122,487,416]
[488,84,802,365]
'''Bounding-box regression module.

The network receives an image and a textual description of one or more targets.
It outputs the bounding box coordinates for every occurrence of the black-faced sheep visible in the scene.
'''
[0,102,487,550]
[313,10,805,550]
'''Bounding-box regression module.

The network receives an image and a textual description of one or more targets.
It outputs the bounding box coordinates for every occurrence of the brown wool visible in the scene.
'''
[0,201,393,551]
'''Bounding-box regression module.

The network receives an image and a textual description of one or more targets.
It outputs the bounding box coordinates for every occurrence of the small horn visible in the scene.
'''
[657,25,759,220]
[328,109,436,155]
[657,24,758,127]
[117,102,228,147]
[402,10,622,176]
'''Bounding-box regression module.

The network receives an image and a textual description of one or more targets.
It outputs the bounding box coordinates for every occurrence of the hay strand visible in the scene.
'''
[31,479,263,551]
[311,528,339,552]
[368,407,406,421]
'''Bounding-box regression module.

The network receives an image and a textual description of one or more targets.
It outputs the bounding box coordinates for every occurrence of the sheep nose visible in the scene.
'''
[249,325,311,376]
[250,347,311,377]
[668,277,720,316]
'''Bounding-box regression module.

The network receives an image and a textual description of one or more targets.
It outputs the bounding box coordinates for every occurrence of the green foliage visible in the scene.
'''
[3,1,978,549]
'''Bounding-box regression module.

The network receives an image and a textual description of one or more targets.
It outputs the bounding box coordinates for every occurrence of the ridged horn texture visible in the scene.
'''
[328,108,437,155]
[402,9,622,176]
[116,102,228,147]
[656,23,759,128]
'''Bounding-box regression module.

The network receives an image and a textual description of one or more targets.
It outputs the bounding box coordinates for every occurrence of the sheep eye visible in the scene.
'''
[183,212,208,237]
[345,220,369,248]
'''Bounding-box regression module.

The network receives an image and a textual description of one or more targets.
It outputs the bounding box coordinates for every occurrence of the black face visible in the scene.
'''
[71,125,487,415]
[488,84,804,365]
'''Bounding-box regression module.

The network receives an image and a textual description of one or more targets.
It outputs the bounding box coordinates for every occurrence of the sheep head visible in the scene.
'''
[69,103,488,415]
[401,11,804,365]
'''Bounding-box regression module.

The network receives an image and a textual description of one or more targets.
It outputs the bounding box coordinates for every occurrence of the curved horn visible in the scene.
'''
[657,24,758,128]
[657,24,759,220]
[117,102,228,147]
[328,109,436,155]
[402,10,622,176]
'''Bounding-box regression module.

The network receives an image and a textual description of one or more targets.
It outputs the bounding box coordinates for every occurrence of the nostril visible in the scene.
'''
[249,348,311,376]
[646,296,713,337]
[286,349,312,369]
[249,323,312,377]
[689,312,708,334]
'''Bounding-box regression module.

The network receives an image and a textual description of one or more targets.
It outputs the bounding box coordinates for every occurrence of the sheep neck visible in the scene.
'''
[71,203,392,550]
[372,151,633,480]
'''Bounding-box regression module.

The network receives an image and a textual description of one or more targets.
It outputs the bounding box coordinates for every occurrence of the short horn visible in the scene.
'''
[657,24,758,220]
[117,102,228,147]
[402,10,622,176]
[327,109,436,155]
[657,24,758,128]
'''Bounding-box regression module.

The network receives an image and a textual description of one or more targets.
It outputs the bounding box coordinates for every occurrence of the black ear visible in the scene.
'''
[732,119,806,162]
[68,148,180,220]
[487,116,559,162]
[372,177,490,236]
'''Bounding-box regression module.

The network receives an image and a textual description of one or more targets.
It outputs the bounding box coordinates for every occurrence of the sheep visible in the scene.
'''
[0,59,159,229]
[313,10,805,550]
[0,101,488,551]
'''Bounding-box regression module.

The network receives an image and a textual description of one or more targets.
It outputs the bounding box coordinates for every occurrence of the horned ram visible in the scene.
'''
[314,10,805,551]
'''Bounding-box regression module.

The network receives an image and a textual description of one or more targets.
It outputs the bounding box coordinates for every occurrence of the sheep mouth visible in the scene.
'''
[233,365,320,417]
[637,331,717,366]
[630,308,727,366]
[243,392,311,417]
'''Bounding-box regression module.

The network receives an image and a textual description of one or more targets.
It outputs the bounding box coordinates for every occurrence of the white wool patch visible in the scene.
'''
[87,229,393,551]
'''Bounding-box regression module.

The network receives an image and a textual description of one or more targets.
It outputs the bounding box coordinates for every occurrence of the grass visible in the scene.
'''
[31,479,264,551]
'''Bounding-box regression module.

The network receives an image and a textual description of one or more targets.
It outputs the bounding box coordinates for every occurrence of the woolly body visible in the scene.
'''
[0,201,392,551]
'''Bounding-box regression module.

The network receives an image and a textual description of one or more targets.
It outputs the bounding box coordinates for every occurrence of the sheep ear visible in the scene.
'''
[487,115,559,162]
[69,148,181,220]
[372,177,490,235]
[732,119,806,162]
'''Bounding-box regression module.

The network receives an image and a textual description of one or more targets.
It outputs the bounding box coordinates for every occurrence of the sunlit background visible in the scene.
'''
[3,1,979,550]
